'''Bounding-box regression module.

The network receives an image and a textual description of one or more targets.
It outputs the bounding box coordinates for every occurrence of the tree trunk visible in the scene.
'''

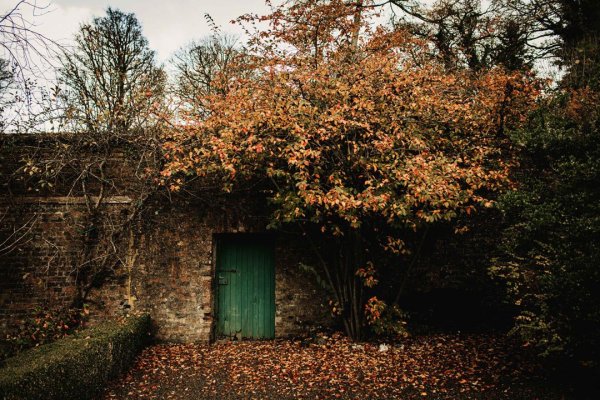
[335,229,365,341]
[305,225,366,341]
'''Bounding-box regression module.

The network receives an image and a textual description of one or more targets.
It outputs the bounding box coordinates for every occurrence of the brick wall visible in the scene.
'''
[87,206,333,341]
[0,200,82,324]
[0,135,333,342]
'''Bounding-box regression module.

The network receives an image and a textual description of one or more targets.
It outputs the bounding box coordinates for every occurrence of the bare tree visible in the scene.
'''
[58,7,166,134]
[384,0,600,74]
[0,58,15,130]
[385,0,535,71]
[0,1,62,131]
[171,33,249,118]
[503,0,600,86]
[1,1,61,262]
[0,0,58,85]
[2,8,168,314]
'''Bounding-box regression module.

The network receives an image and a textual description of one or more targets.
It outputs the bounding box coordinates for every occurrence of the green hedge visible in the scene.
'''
[0,314,152,400]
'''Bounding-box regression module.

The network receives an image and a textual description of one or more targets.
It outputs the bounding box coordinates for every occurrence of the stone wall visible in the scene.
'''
[86,206,332,341]
[0,135,333,342]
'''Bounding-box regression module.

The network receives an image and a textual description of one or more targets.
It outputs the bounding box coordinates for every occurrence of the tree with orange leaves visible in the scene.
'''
[163,0,538,339]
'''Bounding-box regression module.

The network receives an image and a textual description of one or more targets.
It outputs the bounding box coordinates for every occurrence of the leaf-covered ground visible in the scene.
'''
[101,334,568,400]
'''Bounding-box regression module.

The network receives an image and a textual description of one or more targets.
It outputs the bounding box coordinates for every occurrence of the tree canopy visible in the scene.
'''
[172,33,248,118]
[163,0,539,339]
[58,7,165,134]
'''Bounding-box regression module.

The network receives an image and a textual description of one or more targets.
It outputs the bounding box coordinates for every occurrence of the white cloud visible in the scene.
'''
[1,0,273,63]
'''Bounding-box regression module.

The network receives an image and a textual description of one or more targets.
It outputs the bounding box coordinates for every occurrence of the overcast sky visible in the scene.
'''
[1,0,276,63]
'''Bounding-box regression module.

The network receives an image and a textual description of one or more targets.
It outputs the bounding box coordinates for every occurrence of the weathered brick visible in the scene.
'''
[1,136,333,342]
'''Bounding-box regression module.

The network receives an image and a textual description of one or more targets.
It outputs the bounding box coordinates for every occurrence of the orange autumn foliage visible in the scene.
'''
[163,1,537,229]
[162,0,539,337]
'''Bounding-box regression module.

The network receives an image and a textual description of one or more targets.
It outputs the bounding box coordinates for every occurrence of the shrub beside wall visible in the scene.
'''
[0,314,152,400]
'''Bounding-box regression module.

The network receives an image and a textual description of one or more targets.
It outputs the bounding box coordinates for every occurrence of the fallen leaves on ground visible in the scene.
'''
[101,334,562,400]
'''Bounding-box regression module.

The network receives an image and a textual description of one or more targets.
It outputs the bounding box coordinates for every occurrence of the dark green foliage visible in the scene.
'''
[368,304,409,340]
[490,0,600,369]
[491,89,600,365]
[0,314,152,400]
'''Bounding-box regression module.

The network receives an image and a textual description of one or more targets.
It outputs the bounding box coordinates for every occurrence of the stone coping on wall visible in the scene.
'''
[0,196,133,205]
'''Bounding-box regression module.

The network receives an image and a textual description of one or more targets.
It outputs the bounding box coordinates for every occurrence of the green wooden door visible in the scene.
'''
[216,235,275,339]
